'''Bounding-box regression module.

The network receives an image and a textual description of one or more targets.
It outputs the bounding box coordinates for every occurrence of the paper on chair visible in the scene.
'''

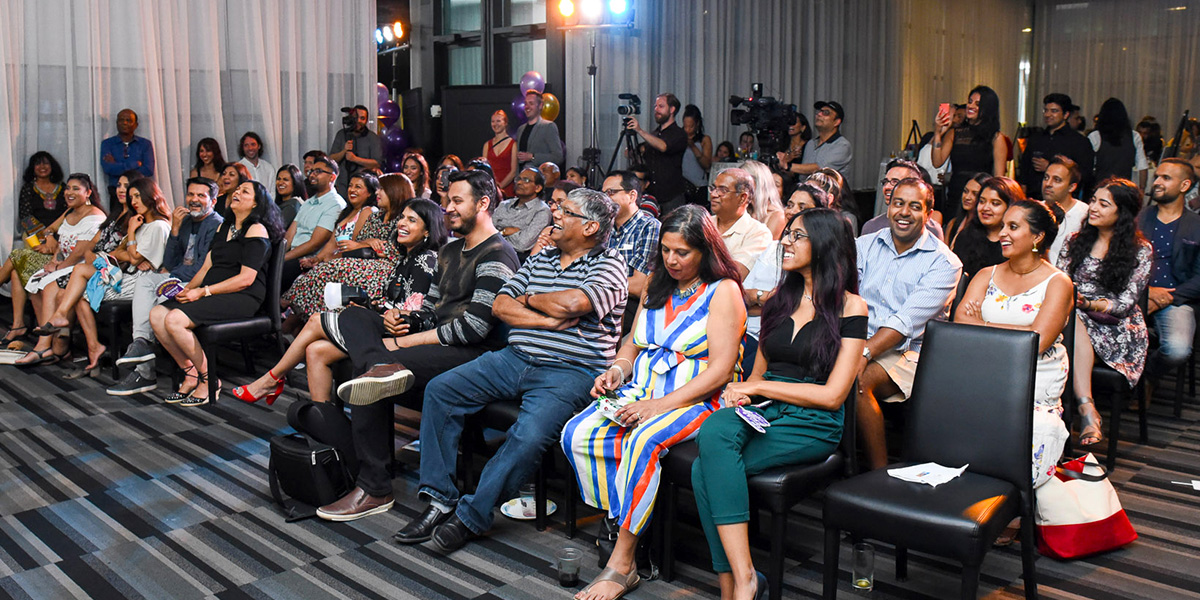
[887,462,968,487]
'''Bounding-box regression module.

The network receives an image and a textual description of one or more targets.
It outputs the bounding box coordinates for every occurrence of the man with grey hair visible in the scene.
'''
[392,187,629,553]
[709,167,773,280]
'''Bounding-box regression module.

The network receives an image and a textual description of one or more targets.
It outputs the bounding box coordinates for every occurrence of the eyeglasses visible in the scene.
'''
[556,206,593,222]
[516,176,537,183]
[308,169,333,176]
[781,229,810,243]
[880,178,902,188]
[709,185,735,196]
[602,188,628,197]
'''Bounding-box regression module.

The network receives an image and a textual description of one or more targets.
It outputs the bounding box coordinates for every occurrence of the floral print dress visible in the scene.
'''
[281,209,400,318]
[980,271,1069,488]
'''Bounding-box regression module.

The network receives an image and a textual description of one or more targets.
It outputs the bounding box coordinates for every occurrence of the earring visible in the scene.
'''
[1032,241,1039,253]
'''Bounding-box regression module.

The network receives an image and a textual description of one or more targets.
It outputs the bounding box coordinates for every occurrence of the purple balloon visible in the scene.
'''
[519,71,545,95]
[379,99,400,122]
[377,83,390,108]
[386,157,405,173]
[383,126,407,156]
[511,93,528,125]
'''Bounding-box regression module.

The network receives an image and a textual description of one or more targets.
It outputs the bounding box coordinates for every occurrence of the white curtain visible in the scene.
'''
[562,0,1029,191]
[0,0,376,257]
[1032,0,1200,132]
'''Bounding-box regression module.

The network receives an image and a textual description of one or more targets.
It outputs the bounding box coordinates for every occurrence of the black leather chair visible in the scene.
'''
[655,384,858,600]
[192,238,287,405]
[462,399,554,531]
[98,299,133,379]
[821,321,1039,600]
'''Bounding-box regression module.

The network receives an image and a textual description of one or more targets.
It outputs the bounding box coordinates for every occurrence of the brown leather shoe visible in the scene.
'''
[336,363,414,406]
[316,487,395,522]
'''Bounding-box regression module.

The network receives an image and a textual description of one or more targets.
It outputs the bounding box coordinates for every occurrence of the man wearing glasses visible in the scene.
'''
[602,171,660,300]
[855,178,961,470]
[859,158,944,240]
[709,168,773,280]
[493,167,552,254]
[100,108,156,200]
[393,188,627,553]
[782,101,852,177]
[282,155,346,286]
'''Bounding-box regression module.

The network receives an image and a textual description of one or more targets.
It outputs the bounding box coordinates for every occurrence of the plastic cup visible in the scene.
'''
[24,234,40,248]
[519,483,537,518]
[852,542,874,591]
[555,547,582,587]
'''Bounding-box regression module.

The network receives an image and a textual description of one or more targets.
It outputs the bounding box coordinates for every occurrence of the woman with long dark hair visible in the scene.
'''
[956,199,1073,488]
[953,176,1023,277]
[944,172,991,248]
[776,112,813,173]
[235,197,447,405]
[1089,98,1148,187]
[150,180,284,406]
[562,205,746,600]
[1059,178,1151,445]
[401,152,432,199]
[274,164,309,228]
[0,151,67,345]
[214,162,250,215]
[714,141,736,164]
[682,104,714,187]
[693,208,867,600]
[933,85,1007,221]
[189,138,226,181]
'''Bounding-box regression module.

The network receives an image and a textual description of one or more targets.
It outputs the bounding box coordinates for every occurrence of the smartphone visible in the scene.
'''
[937,103,951,120]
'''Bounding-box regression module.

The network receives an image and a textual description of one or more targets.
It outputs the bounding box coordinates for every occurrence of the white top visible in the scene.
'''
[742,241,782,339]
[25,213,106,293]
[134,219,171,270]
[1048,200,1088,266]
[239,157,278,187]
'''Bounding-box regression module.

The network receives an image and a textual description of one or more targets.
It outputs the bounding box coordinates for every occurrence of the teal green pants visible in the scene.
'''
[691,400,842,572]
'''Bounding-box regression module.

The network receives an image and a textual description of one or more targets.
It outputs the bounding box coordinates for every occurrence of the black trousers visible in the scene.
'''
[333,306,487,496]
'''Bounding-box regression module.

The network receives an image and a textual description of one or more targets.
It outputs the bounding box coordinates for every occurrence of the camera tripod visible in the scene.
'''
[605,126,641,175]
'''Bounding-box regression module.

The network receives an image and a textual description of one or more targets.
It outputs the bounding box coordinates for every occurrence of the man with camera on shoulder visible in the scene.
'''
[329,105,382,197]
[627,93,688,216]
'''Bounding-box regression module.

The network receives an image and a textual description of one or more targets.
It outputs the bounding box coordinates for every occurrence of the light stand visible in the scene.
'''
[559,22,636,188]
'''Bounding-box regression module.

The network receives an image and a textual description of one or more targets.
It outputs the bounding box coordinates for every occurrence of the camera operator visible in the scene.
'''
[781,101,852,177]
[627,93,688,215]
[329,105,382,196]
[516,90,565,170]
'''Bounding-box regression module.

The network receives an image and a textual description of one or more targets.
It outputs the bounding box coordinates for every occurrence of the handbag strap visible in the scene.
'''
[1055,461,1109,483]
[268,437,319,522]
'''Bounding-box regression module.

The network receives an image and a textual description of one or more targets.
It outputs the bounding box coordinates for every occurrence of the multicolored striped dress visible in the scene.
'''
[561,280,741,535]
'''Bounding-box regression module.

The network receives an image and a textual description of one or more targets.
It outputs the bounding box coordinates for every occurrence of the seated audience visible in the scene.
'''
[432,164,456,209]
[493,167,551,254]
[565,166,587,187]
[274,164,309,228]
[806,168,858,231]
[709,168,773,280]
[385,188,625,553]
[401,152,432,199]
[562,205,744,599]
[860,159,943,239]
[713,141,736,164]
[1058,178,1151,445]
[234,197,448,405]
[108,177,223,396]
[742,184,821,346]
[214,162,250,215]
[1137,158,1198,399]
[283,173,401,321]
[188,137,226,181]
[1,152,68,345]
[30,178,171,372]
[741,160,786,238]
[529,181,583,256]
[282,156,345,288]
[1042,156,1087,263]
[953,176,1023,277]
[483,110,517,197]
[943,172,990,248]
[693,207,866,600]
[236,131,276,186]
[601,171,660,300]
[955,199,1072,490]
[857,178,962,470]
[438,154,465,171]
[540,161,561,191]
[311,170,518,521]
[149,181,284,406]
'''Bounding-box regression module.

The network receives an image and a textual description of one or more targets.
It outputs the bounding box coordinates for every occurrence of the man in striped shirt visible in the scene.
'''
[396,188,628,553]
[855,179,962,471]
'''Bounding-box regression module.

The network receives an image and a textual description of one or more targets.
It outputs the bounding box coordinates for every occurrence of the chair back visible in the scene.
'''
[263,238,286,331]
[903,320,1038,489]
[840,380,858,475]
[948,272,970,317]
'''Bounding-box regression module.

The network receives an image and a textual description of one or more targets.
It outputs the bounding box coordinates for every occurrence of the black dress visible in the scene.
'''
[946,125,995,221]
[164,228,271,324]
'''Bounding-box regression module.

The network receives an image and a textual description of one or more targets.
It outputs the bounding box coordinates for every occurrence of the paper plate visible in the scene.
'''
[499,498,557,520]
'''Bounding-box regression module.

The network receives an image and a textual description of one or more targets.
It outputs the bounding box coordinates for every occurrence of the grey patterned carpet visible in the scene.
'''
[0,348,1197,599]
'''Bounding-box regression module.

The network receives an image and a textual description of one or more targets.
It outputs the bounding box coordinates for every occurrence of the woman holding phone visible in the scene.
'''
[932,86,1007,223]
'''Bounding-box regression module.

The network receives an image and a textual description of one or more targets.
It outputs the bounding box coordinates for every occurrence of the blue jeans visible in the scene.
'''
[1148,304,1195,378]
[417,346,597,535]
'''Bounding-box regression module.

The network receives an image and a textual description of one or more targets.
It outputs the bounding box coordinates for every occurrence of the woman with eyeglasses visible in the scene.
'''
[693,208,866,600]
[562,205,746,600]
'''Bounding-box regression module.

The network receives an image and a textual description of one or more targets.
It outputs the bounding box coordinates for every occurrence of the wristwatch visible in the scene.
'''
[204,286,212,297]
[862,347,873,361]
[755,290,764,305]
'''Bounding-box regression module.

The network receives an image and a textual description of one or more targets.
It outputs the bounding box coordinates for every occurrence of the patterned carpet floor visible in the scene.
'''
[0,348,1197,599]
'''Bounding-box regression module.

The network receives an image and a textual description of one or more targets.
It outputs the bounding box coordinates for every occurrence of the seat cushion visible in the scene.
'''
[478,399,522,429]
[195,316,273,343]
[824,463,1020,562]
[663,440,845,513]
[98,300,133,321]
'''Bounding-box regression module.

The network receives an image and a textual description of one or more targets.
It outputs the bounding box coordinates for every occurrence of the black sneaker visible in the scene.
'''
[179,393,209,407]
[107,371,158,396]
[116,338,156,366]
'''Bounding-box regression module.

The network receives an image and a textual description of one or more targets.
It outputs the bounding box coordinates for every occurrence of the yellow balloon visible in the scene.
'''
[541,92,561,122]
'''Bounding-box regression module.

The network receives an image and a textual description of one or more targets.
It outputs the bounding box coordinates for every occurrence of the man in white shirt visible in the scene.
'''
[709,168,772,280]
[236,132,276,185]
[1043,155,1087,264]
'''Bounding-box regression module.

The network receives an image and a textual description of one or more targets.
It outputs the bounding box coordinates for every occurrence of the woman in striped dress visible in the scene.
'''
[561,205,746,600]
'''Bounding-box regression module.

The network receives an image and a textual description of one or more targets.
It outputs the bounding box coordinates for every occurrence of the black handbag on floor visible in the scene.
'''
[267,401,358,521]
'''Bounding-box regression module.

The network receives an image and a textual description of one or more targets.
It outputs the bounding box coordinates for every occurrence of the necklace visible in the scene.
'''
[229,223,241,239]
[1010,260,1042,276]
[673,280,702,300]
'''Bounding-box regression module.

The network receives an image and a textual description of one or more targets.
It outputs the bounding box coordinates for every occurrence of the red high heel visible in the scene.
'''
[232,369,285,406]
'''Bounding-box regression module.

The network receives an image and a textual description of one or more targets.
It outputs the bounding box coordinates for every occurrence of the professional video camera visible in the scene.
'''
[618,93,641,126]
[729,83,797,168]
[339,106,358,129]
